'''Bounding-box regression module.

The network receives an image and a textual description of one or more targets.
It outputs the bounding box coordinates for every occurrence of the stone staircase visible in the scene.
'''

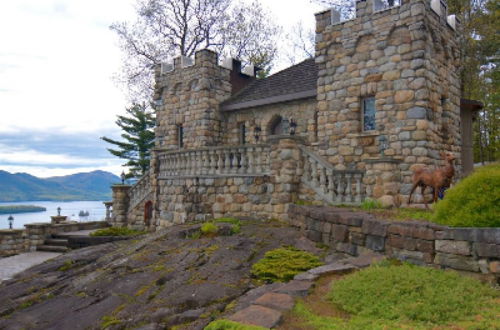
[37,235,70,253]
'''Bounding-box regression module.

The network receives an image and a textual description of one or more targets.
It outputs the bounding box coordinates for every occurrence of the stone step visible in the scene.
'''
[44,239,69,247]
[37,245,69,253]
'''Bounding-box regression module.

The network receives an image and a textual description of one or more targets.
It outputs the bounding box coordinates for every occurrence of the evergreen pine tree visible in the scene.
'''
[101,103,155,178]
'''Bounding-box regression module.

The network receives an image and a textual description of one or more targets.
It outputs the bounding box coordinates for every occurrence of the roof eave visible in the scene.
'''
[222,89,317,111]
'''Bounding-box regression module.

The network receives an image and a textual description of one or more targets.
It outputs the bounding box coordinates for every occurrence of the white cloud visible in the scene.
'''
[0,0,327,177]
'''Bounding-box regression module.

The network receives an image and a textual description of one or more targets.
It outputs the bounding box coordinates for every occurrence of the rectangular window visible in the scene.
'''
[238,123,246,145]
[362,97,376,131]
[177,124,184,148]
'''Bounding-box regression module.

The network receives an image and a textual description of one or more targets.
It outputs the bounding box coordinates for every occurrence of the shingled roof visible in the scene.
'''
[221,58,318,111]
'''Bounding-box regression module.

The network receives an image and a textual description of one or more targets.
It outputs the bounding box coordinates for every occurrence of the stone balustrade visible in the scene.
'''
[128,171,152,210]
[300,146,365,205]
[158,144,271,178]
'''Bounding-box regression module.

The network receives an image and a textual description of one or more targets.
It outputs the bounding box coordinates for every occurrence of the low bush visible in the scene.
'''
[328,263,499,326]
[200,222,218,235]
[204,319,267,330]
[90,227,145,237]
[433,163,500,227]
[214,217,241,234]
[360,198,383,210]
[251,247,322,283]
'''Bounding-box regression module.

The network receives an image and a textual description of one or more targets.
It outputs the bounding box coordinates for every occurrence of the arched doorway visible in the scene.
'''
[144,201,153,227]
[268,115,287,135]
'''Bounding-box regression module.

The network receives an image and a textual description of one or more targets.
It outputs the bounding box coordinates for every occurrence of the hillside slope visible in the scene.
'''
[0,170,120,202]
[0,221,314,330]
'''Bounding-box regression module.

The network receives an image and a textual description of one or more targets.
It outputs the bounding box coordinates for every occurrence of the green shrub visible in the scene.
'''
[200,222,218,235]
[90,227,145,237]
[433,163,500,227]
[251,247,322,283]
[214,217,241,234]
[328,263,499,326]
[204,319,268,330]
[360,198,383,210]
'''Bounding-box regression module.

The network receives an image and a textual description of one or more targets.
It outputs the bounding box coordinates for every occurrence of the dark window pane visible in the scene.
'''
[363,97,376,131]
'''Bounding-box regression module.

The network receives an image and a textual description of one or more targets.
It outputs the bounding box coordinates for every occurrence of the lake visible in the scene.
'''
[0,201,106,229]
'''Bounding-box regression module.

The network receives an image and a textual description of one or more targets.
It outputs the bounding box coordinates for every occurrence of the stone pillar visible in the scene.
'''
[365,158,402,207]
[269,135,305,221]
[51,216,68,224]
[111,185,131,227]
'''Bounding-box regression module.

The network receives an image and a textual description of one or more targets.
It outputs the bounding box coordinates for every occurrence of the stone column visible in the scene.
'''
[364,158,402,207]
[268,135,305,221]
[111,185,131,227]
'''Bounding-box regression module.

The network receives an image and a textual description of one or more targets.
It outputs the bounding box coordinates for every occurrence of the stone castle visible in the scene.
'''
[109,0,481,230]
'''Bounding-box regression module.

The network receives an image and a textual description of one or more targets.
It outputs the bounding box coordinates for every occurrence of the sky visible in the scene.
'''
[0,0,325,178]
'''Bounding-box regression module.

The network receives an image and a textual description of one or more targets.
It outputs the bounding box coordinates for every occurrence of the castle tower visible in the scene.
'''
[314,0,462,203]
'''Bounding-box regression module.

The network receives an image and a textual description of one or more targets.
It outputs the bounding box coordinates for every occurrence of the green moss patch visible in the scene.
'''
[251,247,322,283]
[204,319,268,330]
[433,163,500,227]
[90,227,146,237]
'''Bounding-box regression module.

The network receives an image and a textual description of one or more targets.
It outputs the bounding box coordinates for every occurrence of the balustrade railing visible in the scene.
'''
[158,144,271,178]
[129,171,152,209]
[299,146,364,205]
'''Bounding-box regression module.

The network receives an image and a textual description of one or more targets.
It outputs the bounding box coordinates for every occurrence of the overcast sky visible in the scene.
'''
[0,0,324,178]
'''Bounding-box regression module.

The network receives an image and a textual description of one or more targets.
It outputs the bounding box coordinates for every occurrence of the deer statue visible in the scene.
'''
[408,152,456,208]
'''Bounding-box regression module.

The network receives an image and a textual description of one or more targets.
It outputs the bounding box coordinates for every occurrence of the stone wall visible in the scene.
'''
[0,230,26,257]
[0,221,108,257]
[155,176,272,227]
[314,0,462,205]
[222,99,317,145]
[288,205,500,282]
[113,137,312,228]
[154,50,237,150]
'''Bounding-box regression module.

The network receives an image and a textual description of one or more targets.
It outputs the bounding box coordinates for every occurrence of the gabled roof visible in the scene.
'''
[221,58,318,111]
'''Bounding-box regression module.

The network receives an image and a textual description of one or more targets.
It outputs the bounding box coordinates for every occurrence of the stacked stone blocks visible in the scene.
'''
[289,204,500,281]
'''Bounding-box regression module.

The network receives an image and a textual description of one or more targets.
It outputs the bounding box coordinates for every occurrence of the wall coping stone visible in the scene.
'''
[365,158,403,164]
[0,230,24,235]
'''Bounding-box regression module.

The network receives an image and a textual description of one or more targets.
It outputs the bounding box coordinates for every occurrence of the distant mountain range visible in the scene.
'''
[0,170,121,202]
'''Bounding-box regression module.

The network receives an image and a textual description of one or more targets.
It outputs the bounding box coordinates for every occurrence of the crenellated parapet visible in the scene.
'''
[153,49,257,151]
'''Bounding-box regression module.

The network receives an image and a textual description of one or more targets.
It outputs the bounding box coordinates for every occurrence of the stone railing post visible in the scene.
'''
[103,201,113,221]
[364,158,402,207]
[111,184,131,227]
[268,135,305,221]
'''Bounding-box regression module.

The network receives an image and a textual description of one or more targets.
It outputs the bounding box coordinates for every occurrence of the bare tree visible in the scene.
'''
[284,21,315,66]
[111,0,280,103]
[311,0,357,20]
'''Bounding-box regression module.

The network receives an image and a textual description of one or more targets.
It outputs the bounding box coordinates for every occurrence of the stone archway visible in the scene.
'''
[268,115,286,135]
[144,201,153,227]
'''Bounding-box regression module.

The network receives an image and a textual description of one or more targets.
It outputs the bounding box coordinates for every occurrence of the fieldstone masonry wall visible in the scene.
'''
[0,221,108,257]
[289,205,500,282]
[314,0,462,204]
[0,230,26,257]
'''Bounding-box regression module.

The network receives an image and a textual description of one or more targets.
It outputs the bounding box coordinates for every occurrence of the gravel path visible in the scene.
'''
[0,252,61,282]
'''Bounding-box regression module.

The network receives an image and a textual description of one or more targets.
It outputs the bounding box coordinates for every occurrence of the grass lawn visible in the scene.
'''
[278,262,500,329]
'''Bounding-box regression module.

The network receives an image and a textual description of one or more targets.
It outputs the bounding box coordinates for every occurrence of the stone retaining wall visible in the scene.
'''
[0,221,108,257]
[0,230,26,257]
[288,205,500,281]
